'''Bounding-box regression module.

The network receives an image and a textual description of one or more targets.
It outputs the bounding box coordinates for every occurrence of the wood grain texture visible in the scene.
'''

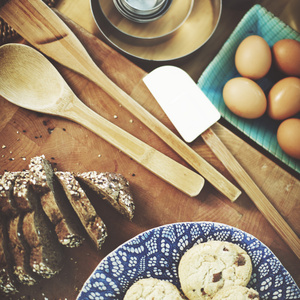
[0,2,299,299]
[0,0,239,201]
[0,43,204,197]
[201,127,300,259]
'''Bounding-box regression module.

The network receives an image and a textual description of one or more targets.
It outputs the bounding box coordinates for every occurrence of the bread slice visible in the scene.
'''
[76,171,135,220]
[29,155,84,248]
[13,170,33,213]
[0,217,19,295]
[7,214,40,285]
[55,171,107,250]
[22,185,64,279]
[0,171,20,216]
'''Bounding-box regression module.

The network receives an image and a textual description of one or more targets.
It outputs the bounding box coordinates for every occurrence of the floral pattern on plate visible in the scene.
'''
[77,222,300,299]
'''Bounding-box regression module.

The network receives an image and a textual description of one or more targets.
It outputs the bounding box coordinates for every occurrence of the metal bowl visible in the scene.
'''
[122,0,167,15]
[113,0,171,23]
[91,0,222,62]
[99,0,192,40]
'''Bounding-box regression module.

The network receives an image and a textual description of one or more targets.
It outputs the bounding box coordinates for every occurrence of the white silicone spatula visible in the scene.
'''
[143,66,221,143]
[143,65,300,260]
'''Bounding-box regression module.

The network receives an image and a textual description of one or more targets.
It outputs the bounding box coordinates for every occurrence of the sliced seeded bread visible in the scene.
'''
[0,171,20,216]
[76,171,135,220]
[29,155,84,247]
[55,171,107,250]
[7,214,40,285]
[0,217,19,295]
[22,185,64,279]
[13,170,33,213]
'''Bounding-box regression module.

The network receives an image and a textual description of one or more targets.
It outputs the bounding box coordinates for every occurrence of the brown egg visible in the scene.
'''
[235,35,272,80]
[223,77,267,119]
[277,118,300,159]
[272,39,300,77]
[267,77,300,120]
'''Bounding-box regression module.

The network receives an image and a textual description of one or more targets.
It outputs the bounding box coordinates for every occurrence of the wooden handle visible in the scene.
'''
[201,127,300,259]
[0,0,241,202]
[61,90,204,197]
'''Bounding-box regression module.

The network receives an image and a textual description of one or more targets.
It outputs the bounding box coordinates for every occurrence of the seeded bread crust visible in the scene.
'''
[22,186,64,279]
[29,156,84,248]
[55,171,108,250]
[7,214,40,285]
[76,171,135,220]
[13,171,33,212]
[0,218,19,295]
[0,171,20,216]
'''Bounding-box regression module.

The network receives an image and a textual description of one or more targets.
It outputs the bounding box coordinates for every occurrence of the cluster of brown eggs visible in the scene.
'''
[222,36,300,159]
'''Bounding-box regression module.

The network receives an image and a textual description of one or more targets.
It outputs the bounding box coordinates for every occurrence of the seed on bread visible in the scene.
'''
[22,192,64,279]
[0,154,135,296]
[55,171,107,250]
[29,156,84,248]
[77,171,135,220]
[0,218,19,295]
[0,171,20,216]
[13,171,33,212]
[7,214,40,285]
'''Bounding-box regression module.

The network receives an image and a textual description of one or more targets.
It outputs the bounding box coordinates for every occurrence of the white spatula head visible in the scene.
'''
[143,66,221,143]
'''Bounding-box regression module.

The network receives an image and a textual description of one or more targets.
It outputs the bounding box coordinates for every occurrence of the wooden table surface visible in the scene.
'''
[0,0,299,299]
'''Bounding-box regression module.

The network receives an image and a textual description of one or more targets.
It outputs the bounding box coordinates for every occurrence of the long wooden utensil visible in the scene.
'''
[0,0,241,202]
[202,128,300,259]
[144,66,300,259]
[0,43,204,197]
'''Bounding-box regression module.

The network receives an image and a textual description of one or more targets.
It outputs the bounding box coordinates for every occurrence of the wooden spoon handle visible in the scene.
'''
[0,0,240,202]
[63,94,204,197]
[201,127,300,259]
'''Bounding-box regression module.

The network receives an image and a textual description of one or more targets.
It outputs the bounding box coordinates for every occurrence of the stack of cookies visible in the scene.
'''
[124,240,259,299]
[124,278,187,300]
[178,240,259,299]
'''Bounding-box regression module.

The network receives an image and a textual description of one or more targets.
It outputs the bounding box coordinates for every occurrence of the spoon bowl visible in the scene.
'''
[0,43,65,113]
[0,43,204,197]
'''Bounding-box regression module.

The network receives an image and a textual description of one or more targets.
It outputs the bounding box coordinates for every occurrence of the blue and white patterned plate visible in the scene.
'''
[76,222,300,299]
[197,4,300,174]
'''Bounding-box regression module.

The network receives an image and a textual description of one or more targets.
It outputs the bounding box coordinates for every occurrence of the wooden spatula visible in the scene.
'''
[0,0,241,202]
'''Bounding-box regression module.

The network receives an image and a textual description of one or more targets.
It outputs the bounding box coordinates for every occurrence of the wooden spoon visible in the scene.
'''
[0,43,204,197]
[0,0,240,202]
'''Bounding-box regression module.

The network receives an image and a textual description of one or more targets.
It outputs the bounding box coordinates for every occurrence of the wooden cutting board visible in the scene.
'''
[0,12,299,299]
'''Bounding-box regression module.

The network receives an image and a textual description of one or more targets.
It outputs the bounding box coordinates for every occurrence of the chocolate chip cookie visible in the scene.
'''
[178,241,252,299]
[213,286,259,299]
[124,278,186,300]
